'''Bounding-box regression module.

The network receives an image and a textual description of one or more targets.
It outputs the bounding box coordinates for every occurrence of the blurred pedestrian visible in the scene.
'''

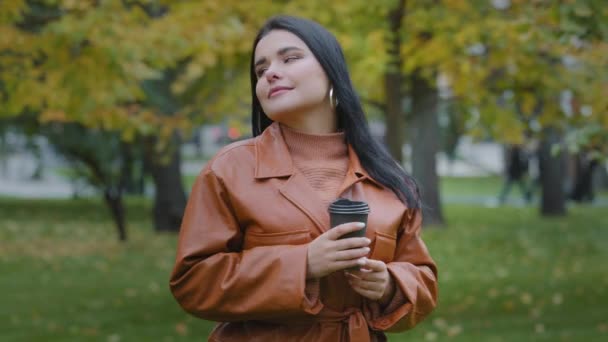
[169,15,437,342]
[498,143,532,204]
[570,149,599,202]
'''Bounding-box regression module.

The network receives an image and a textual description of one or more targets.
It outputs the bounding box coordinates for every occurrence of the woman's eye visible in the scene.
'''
[284,56,299,63]
[256,68,267,77]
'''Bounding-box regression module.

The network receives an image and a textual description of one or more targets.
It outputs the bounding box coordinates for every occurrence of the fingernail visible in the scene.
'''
[364,247,370,253]
[358,257,367,265]
[365,238,371,244]
[355,222,365,228]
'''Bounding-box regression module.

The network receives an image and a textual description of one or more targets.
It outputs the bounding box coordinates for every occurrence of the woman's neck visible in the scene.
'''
[278,108,338,134]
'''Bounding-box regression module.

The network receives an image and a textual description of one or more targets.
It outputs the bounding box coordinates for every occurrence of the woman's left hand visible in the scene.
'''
[345,258,395,306]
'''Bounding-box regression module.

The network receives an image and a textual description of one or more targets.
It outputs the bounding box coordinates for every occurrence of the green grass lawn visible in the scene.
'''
[441,176,504,197]
[1,197,607,341]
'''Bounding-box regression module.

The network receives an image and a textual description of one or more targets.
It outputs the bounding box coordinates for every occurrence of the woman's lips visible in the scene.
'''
[268,87,293,98]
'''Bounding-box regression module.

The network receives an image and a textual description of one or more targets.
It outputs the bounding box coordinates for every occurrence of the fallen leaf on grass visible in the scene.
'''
[433,318,447,329]
[107,334,121,342]
[148,281,160,293]
[124,288,137,298]
[175,322,189,336]
[520,292,532,305]
[535,323,545,334]
[552,267,564,279]
[552,293,563,305]
[529,307,541,319]
[495,267,508,278]
[82,327,99,336]
[424,331,438,341]
[446,325,463,337]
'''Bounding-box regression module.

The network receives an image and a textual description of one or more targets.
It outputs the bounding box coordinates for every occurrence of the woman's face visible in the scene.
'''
[254,30,331,124]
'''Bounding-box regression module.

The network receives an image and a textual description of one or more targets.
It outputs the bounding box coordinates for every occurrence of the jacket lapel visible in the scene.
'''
[254,123,383,236]
[254,122,329,235]
[337,145,384,197]
[279,172,330,235]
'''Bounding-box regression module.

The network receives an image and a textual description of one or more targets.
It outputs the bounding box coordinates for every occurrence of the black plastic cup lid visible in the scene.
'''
[330,198,367,206]
[328,198,369,214]
[329,209,370,215]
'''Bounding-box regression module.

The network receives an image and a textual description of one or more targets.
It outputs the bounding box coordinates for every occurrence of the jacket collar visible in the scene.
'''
[254,122,294,179]
[254,122,383,189]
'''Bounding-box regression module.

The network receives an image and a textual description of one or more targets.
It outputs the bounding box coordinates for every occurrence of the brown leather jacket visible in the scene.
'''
[169,122,438,341]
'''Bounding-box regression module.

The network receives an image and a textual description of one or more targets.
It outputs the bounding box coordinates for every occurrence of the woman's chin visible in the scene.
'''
[264,108,298,122]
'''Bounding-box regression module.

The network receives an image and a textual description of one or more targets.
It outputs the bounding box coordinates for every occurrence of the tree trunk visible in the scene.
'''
[146,134,187,232]
[597,164,608,190]
[122,142,145,195]
[538,127,567,216]
[104,189,127,241]
[569,152,598,203]
[410,71,445,226]
[384,0,406,163]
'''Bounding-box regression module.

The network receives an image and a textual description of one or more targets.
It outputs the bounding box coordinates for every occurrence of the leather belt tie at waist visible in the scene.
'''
[317,307,370,342]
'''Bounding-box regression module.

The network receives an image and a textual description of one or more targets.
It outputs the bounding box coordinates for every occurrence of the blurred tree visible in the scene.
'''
[0,0,262,237]
[445,0,608,215]
[44,123,135,241]
[326,0,608,218]
[2,0,606,232]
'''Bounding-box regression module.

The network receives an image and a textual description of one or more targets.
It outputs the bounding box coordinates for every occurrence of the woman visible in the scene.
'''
[170,15,438,342]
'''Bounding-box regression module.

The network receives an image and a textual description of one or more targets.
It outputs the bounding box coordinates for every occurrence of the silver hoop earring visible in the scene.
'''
[329,87,339,108]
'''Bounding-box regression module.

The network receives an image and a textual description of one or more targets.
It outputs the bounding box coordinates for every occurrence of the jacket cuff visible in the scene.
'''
[299,245,323,314]
[367,266,415,331]
[382,285,407,314]
[303,278,322,312]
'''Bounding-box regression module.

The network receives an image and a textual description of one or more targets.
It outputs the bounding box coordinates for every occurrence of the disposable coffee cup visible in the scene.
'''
[328,198,370,239]
[328,199,370,271]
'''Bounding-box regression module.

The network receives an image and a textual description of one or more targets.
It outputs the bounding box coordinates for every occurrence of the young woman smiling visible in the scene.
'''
[170,15,438,342]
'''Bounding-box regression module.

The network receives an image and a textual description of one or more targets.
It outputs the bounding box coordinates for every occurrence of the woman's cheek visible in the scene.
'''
[256,83,267,105]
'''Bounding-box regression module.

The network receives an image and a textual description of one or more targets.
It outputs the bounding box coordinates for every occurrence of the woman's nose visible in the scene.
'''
[264,66,281,82]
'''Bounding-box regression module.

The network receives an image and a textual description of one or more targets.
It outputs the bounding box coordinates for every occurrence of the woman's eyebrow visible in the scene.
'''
[277,46,303,55]
[255,46,304,67]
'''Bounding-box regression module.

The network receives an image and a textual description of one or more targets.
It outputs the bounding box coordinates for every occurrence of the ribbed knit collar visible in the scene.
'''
[280,123,348,162]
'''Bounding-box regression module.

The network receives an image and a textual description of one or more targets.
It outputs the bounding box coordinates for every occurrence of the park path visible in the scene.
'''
[2,171,606,208]
[1,150,606,206]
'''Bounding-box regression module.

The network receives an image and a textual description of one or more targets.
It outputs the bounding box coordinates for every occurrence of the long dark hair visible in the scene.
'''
[250,15,420,209]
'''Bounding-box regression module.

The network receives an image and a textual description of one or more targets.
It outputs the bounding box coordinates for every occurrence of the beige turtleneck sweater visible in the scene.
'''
[280,124,349,205]
[281,124,406,314]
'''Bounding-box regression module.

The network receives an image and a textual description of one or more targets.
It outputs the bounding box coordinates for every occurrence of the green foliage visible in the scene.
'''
[0,0,260,137]
[563,124,608,161]
[1,1,606,152]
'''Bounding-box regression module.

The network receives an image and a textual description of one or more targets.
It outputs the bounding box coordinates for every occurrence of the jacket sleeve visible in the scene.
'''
[366,208,438,332]
[169,166,323,322]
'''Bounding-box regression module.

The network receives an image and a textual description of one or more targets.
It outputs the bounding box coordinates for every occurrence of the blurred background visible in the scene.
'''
[1,1,607,341]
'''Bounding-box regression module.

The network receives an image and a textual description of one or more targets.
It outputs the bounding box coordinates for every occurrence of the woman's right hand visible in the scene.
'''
[306,222,371,279]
